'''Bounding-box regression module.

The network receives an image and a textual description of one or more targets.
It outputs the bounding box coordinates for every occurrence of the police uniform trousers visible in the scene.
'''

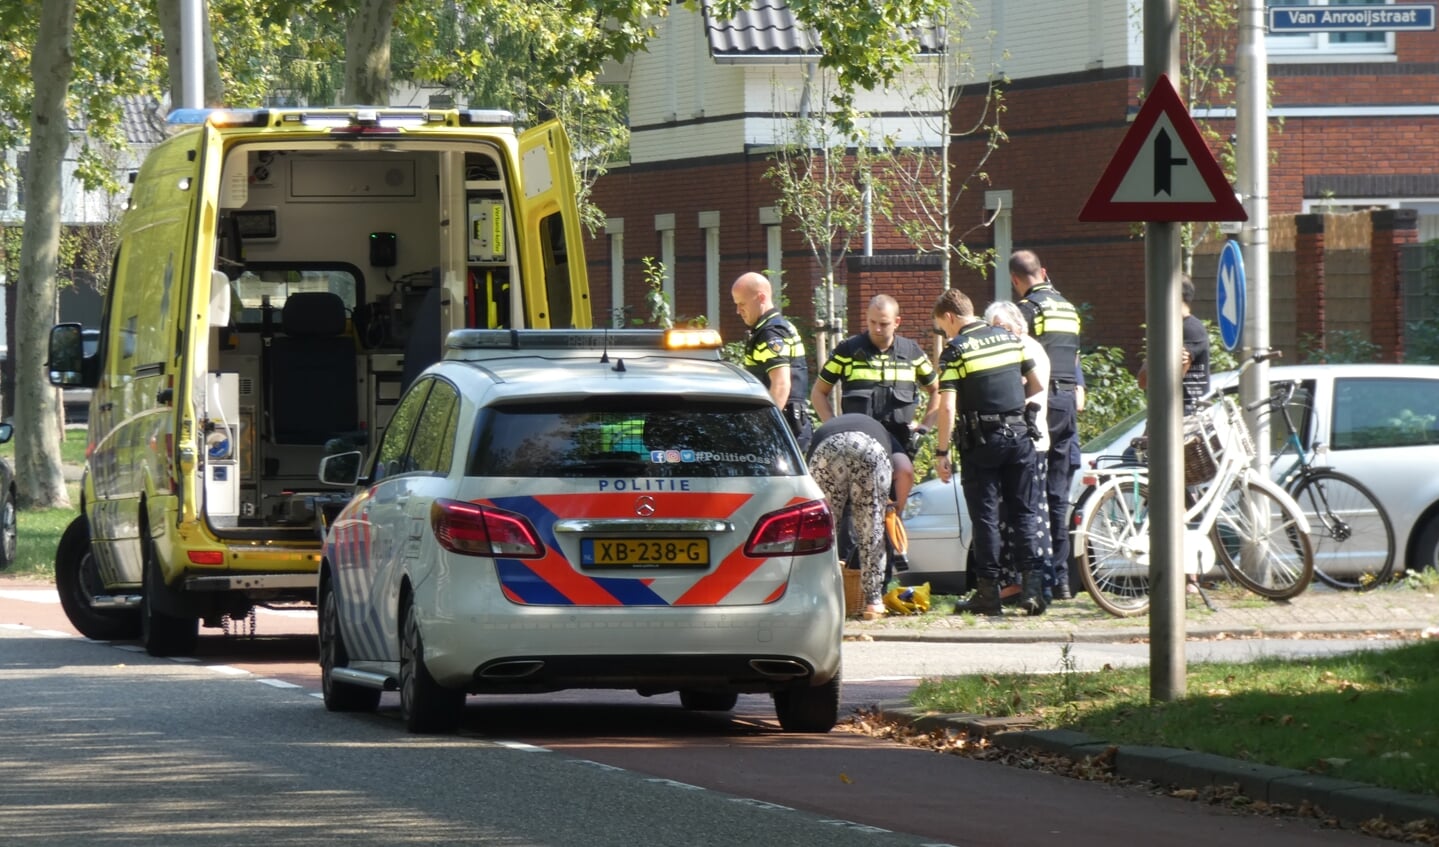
[786,401,814,453]
[809,431,892,606]
[1043,387,1079,588]
[960,425,1046,582]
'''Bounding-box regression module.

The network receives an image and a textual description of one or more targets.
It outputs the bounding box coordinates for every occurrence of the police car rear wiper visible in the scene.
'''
[555,456,649,476]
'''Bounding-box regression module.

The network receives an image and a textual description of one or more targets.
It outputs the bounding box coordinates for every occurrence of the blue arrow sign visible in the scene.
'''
[1269,4,1435,32]
[1217,240,1246,352]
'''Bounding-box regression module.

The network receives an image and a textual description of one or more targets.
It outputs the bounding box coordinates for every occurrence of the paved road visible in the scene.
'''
[0,579,1403,845]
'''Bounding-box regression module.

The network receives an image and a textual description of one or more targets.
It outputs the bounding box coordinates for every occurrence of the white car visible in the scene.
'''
[901,363,1439,593]
[315,328,844,733]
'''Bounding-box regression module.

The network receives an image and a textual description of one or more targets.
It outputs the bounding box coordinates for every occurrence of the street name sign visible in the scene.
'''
[1079,75,1248,223]
[1269,4,1435,32]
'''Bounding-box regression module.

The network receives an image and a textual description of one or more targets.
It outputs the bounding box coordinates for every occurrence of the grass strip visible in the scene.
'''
[911,638,1439,796]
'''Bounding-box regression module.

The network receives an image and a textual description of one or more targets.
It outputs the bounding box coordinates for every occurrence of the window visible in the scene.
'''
[231,262,363,325]
[408,380,460,474]
[14,151,27,209]
[469,397,804,478]
[1266,0,1393,58]
[373,379,432,480]
[540,212,574,328]
[1330,377,1439,450]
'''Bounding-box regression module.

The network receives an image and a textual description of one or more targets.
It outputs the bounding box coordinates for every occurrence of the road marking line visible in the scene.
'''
[494,740,550,752]
[646,778,703,791]
[728,798,794,812]
[207,665,250,676]
[258,678,302,689]
[819,820,891,834]
[0,623,30,631]
[571,759,625,771]
[33,629,76,639]
[113,644,145,653]
[0,589,59,603]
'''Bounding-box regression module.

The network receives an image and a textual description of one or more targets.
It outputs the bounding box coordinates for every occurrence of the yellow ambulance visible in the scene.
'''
[47,106,590,655]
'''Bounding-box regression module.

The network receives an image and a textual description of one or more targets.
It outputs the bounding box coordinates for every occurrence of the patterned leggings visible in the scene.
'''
[809,431,893,606]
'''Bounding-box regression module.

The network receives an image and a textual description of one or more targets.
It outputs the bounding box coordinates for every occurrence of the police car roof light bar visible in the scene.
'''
[445,328,721,353]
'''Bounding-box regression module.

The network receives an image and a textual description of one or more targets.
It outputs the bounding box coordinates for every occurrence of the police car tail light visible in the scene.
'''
[744,501,833,557]
[431,499,543,558]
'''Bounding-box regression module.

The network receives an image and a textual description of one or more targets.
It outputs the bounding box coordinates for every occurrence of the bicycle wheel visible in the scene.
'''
[1210,479,1314,600]
[1076,478,1152,617]
[1288,469,1395,591]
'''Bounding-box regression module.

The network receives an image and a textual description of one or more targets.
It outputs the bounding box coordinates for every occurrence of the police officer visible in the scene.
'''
[810,294,938,512]
[932,288,1048,616]
[1012,249,1083,601]
[732,271,812,450]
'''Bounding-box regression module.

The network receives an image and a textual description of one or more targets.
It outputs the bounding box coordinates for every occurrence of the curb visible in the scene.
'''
[874,701,1439,829]
[844,621,1436,643]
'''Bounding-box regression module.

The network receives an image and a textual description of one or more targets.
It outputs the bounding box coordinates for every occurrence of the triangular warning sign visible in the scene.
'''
[1079,74,1248,223]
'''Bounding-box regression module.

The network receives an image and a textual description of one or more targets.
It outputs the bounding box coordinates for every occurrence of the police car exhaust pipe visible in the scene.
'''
[329,668,396,690]
[92,594,143,609]
[749,659,809,681]
[477,660,545,679]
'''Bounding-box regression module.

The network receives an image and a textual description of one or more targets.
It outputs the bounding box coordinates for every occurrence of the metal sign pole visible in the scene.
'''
[1144,0,1185,703]
[1238,0,1271,465]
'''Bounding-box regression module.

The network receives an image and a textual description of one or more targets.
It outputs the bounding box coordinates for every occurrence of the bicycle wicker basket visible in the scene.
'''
[1182,431,1218,485]
[841,564,864,617]
[1182,412,1221,486]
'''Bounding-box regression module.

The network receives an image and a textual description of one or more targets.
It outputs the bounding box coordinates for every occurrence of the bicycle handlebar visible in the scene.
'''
[1241,348,1283,367]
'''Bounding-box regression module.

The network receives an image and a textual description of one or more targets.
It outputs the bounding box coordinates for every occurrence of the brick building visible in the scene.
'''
[583,0,1439,365]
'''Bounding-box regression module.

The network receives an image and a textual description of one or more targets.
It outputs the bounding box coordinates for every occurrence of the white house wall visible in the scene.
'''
[630,6,947,163]
[629,7,748,162]
[1,146,145,228]
[958,0,1141,84]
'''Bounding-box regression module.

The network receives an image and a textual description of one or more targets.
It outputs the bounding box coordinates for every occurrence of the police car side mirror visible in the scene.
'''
[318,451,365,487]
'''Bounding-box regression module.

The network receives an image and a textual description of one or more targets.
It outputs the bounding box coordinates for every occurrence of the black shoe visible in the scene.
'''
[1053,582,1073,601]
[1021,571,1048,617]
[954,578,1003,616]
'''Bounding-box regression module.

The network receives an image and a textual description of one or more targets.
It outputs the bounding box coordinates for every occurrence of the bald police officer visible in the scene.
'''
[732,271,812,450]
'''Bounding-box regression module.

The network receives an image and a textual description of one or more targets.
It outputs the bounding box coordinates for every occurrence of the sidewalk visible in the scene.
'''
[844,578,1439,642]
[847,579,1439,832]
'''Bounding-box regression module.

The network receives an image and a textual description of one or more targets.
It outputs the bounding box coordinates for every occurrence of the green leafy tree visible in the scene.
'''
[0,0,160,508]
[880,3,1005,291]
[764,95,878,361]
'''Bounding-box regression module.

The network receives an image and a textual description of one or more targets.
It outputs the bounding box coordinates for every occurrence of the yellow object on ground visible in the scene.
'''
[883,582,931,615]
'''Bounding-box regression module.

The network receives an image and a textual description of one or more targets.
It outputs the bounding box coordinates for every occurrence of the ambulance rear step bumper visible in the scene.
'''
[185,574,319,592]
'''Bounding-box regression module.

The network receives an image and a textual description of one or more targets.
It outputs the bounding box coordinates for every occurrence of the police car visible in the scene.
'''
[315,328,843,733]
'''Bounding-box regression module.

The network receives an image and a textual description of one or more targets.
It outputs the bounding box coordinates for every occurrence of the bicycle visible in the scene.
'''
[1266,379,1396,591]
[1074,350,1315,617]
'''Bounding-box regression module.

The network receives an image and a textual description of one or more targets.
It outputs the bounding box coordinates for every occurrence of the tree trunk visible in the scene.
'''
[344,0,399,106]
[157,0,226,108]
[17,0,77,510]
[2,238,13,421]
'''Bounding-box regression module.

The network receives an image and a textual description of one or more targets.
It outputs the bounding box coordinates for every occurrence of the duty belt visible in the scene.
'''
[1049,381,1078,393]
[975,410,1025,426]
